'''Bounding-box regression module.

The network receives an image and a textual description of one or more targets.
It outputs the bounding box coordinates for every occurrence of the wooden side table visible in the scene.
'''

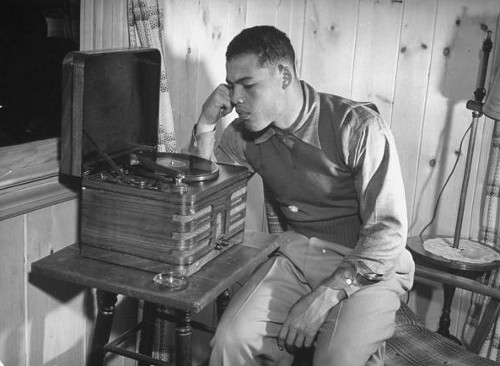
[407,235,500,351]
[30,231,289,366]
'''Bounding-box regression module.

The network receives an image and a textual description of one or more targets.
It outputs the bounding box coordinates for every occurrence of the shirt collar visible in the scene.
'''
[254,81,321,149]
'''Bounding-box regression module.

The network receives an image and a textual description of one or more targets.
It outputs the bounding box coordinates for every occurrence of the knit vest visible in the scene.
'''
[244,93,379,248]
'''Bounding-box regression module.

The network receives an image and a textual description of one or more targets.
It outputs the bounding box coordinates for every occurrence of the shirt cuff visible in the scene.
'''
[321,261,380,298]
[190,124,216,160]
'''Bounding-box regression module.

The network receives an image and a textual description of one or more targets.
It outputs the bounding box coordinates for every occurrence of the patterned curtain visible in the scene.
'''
[463,120,500,360]
[127,0,177,153]
[127,1,178,361]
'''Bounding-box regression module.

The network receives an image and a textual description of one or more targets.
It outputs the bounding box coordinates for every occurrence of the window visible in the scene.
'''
[0,0,80,147]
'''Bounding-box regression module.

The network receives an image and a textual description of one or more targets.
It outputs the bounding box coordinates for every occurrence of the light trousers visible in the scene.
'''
[209,233,414,366]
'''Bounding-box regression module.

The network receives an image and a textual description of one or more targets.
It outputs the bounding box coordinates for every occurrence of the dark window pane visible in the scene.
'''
[0,0,79,147]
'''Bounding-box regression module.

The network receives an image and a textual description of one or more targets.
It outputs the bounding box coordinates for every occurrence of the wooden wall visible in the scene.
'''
[159,0,500,335]
[2,0,500,365]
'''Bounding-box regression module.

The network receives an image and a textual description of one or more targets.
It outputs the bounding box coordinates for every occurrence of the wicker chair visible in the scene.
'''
[263,190,500,366]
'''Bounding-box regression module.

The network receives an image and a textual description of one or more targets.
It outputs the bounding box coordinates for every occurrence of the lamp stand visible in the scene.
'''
[453,31,493,249]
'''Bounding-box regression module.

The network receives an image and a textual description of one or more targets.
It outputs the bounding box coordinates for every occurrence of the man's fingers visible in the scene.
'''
[304,334,315,348]
[215,84,233,117]
[285,328,297,348]
[277,325,288,350]
[294,333,305,348]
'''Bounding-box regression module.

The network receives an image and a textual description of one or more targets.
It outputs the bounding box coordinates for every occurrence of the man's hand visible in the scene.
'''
[277,285,345,352]
[197,84,233,133]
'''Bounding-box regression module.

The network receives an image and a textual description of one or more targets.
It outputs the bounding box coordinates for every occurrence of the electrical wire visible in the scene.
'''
[418,122,473,242]
[405,122,474,306]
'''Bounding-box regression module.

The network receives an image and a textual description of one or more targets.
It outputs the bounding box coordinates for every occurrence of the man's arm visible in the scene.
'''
[189,84,233,160]
[321,107,409,295]
[189,84,254,170]
[278,107,410,350]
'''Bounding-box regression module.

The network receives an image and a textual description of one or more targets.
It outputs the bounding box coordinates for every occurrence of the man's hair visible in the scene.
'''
[226,25,296,72]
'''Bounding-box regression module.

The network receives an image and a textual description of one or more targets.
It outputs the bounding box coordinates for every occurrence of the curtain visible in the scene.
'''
[127,0,177,153]
[127,1,178,361]
[463,120,500,360]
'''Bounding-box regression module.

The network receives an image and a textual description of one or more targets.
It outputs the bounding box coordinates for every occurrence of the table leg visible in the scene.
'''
[437,284,461,344]
[87,290,118,366]
[175,310,192,366]
[216,289,231,321]
[138,301,157,366]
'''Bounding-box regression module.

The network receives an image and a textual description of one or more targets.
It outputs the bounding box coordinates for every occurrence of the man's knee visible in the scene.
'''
[211,313,258,355]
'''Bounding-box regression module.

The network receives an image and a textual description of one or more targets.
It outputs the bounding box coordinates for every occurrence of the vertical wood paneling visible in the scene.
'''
[218,0,249,132]
[195,0,238,135]
[351,0,404,122]
[26,200,83,365]
[392,0,438,232]
[301,0,360,97]
[246,0,278,27]
[111,1,128,48]
[80,0,94,50]
[163,0,203,151]
[411,1,499,239]
[275,0,306,75]
[0,216,26,366]
[101,0,115,49]
[93,0,104,49]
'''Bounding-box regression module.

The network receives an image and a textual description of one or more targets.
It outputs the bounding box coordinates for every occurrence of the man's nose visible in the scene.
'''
[230,86,244,106]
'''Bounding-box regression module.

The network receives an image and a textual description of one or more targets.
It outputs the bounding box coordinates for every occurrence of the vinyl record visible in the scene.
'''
[132,151,219,182]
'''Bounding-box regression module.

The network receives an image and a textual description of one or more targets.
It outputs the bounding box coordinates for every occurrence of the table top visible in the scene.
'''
[31,231,290,313]
[407,235,500,273]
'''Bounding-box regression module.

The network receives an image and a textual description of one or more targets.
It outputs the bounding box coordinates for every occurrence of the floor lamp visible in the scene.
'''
[408,32,500,342]
[452,31,493,250]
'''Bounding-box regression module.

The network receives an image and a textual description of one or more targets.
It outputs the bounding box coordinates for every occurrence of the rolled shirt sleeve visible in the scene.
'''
[322,108,410,295]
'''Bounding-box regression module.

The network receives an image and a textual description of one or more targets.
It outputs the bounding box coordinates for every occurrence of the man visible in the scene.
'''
[190,25,414,366]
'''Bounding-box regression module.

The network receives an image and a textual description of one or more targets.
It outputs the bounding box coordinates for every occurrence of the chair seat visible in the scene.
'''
[291,302,498,366]
[385,302,498,366]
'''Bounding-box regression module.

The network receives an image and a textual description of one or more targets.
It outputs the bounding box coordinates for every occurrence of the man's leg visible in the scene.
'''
[209,255,310,366]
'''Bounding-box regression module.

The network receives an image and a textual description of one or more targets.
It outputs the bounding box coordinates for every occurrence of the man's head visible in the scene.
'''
[224,26,302,132]
[226,25,297,75]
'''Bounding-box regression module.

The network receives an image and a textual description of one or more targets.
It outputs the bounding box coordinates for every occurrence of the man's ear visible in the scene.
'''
[278,64,293,89]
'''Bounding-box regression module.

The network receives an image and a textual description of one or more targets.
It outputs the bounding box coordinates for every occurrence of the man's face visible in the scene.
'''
[226,53,285,132]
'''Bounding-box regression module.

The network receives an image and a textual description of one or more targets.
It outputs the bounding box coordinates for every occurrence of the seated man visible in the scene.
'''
[189,25,414,366]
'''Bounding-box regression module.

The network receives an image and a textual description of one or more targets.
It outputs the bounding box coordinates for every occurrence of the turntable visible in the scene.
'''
[60,49,250,276]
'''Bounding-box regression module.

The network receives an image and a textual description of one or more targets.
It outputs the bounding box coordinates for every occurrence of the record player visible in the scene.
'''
[60,48,250,276]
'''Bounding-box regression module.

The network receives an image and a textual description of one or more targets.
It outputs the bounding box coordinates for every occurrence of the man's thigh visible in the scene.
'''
[215,255,311,340]
[313,278,402,366]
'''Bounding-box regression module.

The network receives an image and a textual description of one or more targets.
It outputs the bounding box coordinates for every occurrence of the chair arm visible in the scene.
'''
[414,264,500,301]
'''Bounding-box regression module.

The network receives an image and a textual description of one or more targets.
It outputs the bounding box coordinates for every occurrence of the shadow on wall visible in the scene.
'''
[410,10,496,236]
[26,271,138,365]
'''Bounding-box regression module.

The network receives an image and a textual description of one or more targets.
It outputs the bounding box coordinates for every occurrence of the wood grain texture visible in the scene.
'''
[351,0,403,122]
[0,216,26,366]
[79,163,249,270]
[391,0,437,232]
[410,1,498,238]
[31,231,287,313]
[4,3,500,365]
[0,138,59,190]
[26,201,84,366]
[301,0,360,97]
